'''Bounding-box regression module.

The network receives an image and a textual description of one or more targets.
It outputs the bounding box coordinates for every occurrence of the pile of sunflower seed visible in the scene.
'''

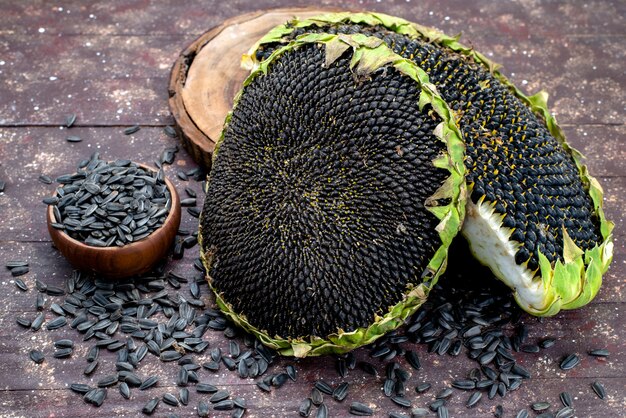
[44,153,171,247]
[14,249,610,417]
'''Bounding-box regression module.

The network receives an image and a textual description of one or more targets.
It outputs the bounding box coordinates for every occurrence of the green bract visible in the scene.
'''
[246,12,614,317]
[199,32,466,357]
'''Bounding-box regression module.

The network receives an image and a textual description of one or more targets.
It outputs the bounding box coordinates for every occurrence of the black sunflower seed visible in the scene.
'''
[164,126,177,138]
[405,350,421,370]
[233,397,246,409]
[286,364,297,381]
[511,364,531,379]
[84,388,106,407]
[10,266,29,277]
[479,351,497,365]
[559,391,573,407]
[123,125,140,135]
[316,403,328,418]
[391,396,411,408]
[15,317,32,328]
[84,360,98,375]
[515,410,529,418]
[142,398,159,415]
[555,406,575,418]
[179,387,189,406]
[298,398,312,417]
[520,344,540,353]
[256,381,271,392]
[436,388,453,399]
[237,359,249,378]
[588,349,609,357]
[70,383,92,394]
[14,278,28,291]
[65,114,76,128]
[411,382,429,397]
[213,400,234,410]
[162,393,179,406]
[97,375,118,387]
[315,380,334,395]
[411,408,429,417]
[310,388,324,406]
[559,354,580,370]
[6,260,28,269]
[30,312,45,331]
[383,379,394,397]
[196,383,218,393]
[53,339,74,349]
[437,405,449,418]
[539,338,556,348]
[46,316,67,330]
[197,400,209,417]
[467,392,482,408]
[494,405,504,417]
[349,401,373,416]
[119,382,130,399]
[272,372,289,388]
[452,379,476,390]
[210,390,229,403]
[591,381,606,399]
[359,361,378,376]
[336,358,347,377]
[46,285,65,296]
[429,399,445,412]
[333,382,349,402]
[139,376,158,390]
[160,350,182,362]
[202,361,219,372]
[29,349,45,364]
[531,402,550,412]
[53,347,72,358]
[87,345,99,362]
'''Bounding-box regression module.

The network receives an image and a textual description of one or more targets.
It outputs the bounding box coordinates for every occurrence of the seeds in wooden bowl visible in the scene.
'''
[45,153,171,247]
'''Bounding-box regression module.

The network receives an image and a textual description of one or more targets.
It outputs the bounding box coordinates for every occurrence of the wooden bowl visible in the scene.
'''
[47,164,181,279]
[168,7,339,170]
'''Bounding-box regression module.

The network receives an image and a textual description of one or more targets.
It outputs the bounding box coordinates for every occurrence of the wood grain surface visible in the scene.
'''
[0,1,624,417]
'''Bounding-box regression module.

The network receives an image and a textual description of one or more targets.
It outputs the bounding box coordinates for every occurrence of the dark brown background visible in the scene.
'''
[0,1,624,417]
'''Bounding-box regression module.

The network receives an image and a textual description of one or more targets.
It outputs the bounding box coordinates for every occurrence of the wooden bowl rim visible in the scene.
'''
[46,162,181,256]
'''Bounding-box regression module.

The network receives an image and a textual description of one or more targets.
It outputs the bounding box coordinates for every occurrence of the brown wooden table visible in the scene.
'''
[0,1,624,417]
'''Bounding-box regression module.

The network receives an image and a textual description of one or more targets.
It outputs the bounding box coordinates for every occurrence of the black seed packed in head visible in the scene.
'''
[200,41,452,343]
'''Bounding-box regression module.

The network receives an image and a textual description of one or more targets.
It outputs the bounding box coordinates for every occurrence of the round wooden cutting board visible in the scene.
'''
[168,8,340,170]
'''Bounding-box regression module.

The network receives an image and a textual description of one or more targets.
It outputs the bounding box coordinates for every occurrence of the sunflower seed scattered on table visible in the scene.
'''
[123,125,140,135]
[65,114,77,128]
